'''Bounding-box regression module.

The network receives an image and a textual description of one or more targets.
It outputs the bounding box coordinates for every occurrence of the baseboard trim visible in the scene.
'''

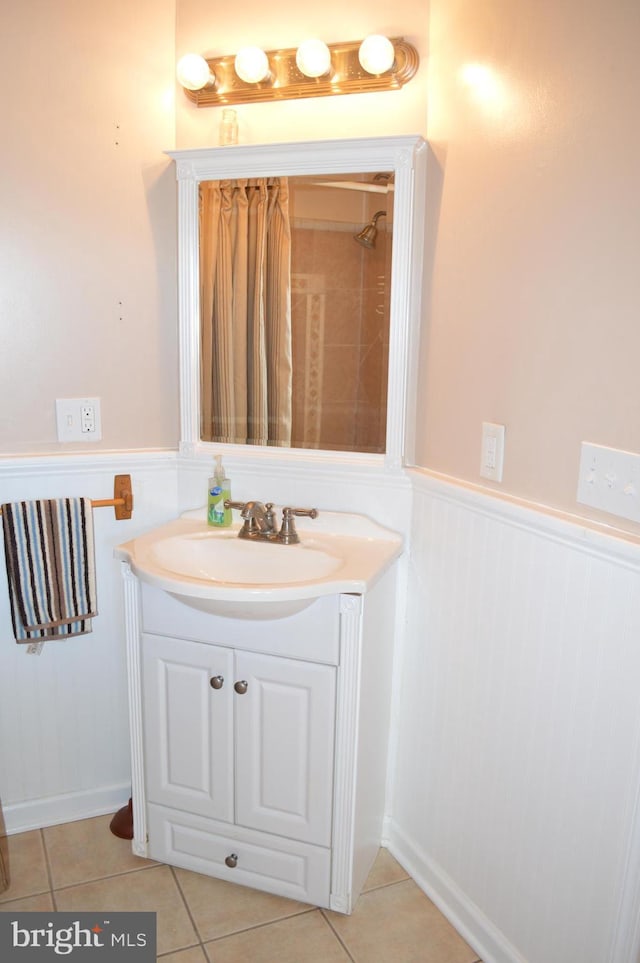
[387,822,526,963]
[3,784,131,835]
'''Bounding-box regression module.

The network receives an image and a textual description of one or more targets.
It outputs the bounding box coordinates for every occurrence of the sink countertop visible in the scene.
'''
[115,509,403,607]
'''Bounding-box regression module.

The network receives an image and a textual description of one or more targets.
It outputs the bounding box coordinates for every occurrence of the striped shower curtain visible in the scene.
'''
[200,177,292,446]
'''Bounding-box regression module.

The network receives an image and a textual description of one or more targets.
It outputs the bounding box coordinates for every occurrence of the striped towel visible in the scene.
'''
[1,498,98,643]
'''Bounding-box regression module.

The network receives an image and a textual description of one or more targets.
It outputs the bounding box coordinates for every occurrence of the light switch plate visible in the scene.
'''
[577,442,640,523]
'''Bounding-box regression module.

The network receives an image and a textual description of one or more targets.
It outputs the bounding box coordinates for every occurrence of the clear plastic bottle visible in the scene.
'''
[219,108,238,146]
[207,455,232,527]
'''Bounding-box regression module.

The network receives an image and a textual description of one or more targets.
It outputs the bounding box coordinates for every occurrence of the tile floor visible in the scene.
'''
[0,814,481,962]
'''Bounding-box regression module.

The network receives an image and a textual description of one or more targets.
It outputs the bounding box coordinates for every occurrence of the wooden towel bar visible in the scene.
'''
[0,473,134,520]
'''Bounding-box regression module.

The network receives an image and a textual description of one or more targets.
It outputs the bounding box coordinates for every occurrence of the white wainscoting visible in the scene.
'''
[0,450,178,833]
[7,450,640,958]
[176,449,413,537]
[0,448,412,835]
[389,469,640,963]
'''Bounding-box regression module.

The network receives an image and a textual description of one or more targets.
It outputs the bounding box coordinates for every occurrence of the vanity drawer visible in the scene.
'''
[147,803,331,908]
[140,582,341,665]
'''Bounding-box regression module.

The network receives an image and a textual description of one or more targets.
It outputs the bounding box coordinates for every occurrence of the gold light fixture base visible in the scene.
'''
[182,38,419,108]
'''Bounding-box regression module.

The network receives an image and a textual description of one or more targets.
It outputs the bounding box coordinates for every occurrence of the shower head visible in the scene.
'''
[353,210,387,249]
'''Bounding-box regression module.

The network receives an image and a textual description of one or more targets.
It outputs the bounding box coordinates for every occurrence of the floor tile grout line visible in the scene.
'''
[201,906,319,946]
[39,828,58,909]
[361,876,411,896]
[0,867,158,907]
[162,866,319,956]
[49,860,163,895]
[0,887,51,906]
[169,865,207,948]
[156,941,204,959]
[319,908,357,962]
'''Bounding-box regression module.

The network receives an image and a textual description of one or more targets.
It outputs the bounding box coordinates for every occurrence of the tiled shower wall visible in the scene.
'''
[291,224,391,453]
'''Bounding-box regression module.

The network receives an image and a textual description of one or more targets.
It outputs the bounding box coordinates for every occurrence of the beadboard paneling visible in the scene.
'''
[0,451,177,832]
[390,470,640,963]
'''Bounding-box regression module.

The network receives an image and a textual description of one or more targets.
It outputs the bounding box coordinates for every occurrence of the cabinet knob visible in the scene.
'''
[234,680,249,695]
[209,675,224,690]
[225,853,238,868]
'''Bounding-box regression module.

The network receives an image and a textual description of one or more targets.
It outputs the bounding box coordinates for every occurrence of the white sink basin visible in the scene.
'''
[116,509,402,620]
[150,531,343,584]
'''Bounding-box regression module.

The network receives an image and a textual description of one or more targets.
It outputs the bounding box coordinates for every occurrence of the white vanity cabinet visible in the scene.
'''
[121,562,399,913]
[142,634,335,903]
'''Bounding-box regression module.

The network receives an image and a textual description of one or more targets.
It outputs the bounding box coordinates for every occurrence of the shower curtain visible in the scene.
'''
[200,177,292,446]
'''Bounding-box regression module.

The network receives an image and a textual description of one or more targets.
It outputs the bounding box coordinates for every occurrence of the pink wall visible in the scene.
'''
[416,0,640,533]
[1,1,178,453]
[6,0,640,539]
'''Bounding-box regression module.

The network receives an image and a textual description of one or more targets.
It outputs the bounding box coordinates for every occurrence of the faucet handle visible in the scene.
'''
[278,506,319,545]
[283,507,318,520]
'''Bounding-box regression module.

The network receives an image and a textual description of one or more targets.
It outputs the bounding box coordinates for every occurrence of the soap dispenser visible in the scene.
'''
[207,455,232,527]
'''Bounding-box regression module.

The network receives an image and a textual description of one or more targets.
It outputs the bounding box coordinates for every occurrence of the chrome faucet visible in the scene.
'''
[224,500,318,545]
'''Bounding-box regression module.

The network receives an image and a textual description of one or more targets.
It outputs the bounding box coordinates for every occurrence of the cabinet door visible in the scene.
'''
[142,634,234,822]
[234,651,336,846]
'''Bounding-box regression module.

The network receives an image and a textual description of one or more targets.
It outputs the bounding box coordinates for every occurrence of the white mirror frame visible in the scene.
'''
[168,135,427,470]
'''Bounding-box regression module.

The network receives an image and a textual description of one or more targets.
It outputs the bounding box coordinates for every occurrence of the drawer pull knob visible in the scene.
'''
[209,675,224,690]
[225,853,238,868]
[234,680,248,695]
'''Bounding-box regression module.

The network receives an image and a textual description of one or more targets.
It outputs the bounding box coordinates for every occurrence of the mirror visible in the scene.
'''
[169,137,426,467]
[199,173,394,454]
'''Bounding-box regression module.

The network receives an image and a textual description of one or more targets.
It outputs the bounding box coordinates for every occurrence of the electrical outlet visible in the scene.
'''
[81,403,96,434]
[56,398,102,442]
[480,422,505,482]
[577,442,640,523]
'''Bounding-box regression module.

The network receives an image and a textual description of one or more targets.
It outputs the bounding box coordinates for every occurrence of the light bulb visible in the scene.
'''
[358,35,395,75]
[295,39,332,78]
[176,53,214,91]
[234,46,270,84]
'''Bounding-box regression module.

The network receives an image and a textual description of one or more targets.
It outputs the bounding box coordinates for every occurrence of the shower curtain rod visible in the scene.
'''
[309,180,394,194]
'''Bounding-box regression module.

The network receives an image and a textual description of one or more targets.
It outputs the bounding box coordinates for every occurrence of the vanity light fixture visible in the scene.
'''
[177,35,419,107]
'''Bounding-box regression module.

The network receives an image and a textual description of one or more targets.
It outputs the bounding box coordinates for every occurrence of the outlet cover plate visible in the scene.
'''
[480,422,505,482]
[56,398,102,443]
